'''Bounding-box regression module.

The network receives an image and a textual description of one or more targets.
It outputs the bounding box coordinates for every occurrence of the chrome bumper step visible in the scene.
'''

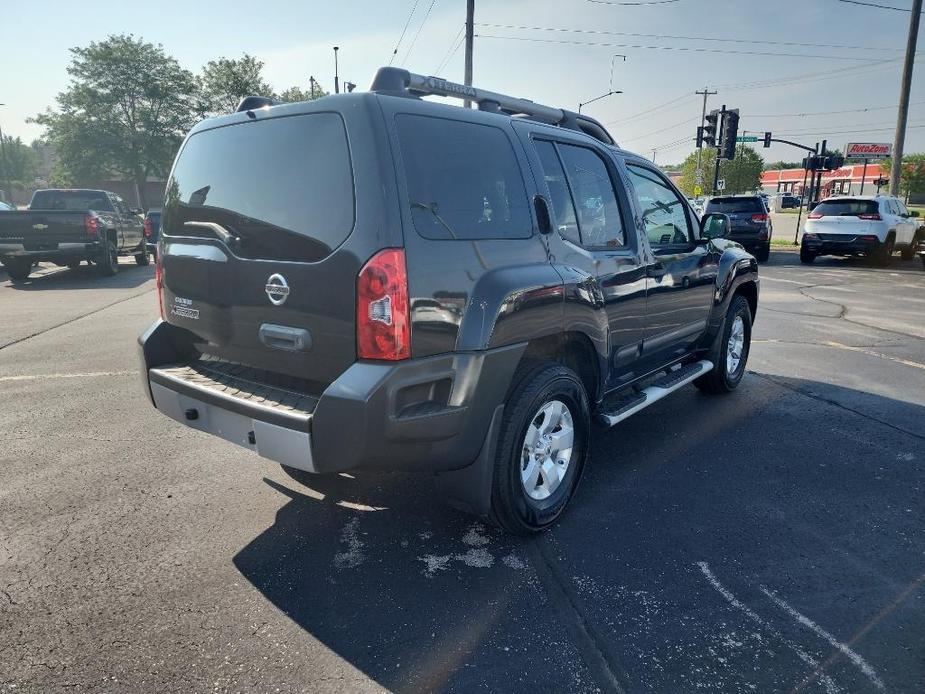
[597,360,713,427]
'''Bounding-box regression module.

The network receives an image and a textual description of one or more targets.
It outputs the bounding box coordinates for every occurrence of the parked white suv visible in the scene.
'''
[801,195,921,265]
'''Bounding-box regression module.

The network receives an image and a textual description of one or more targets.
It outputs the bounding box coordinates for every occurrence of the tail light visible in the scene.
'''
[155,249,165,319]
[357,248,410,361]
[751,213,769,222]
[858,213,881,220]
[143,217,152,238]
[84,213,99,238]
[858,234,879,242]
[808,212,823,219]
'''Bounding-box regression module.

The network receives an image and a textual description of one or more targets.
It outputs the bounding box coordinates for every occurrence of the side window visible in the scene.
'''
[557,144,626,248]
[533,140,580,245]
[897,200,909,217]
[626,165,692,246]
[110,195,126,215]
[396,114,532,240]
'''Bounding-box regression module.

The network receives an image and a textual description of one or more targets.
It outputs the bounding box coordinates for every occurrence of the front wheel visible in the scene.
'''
[489,362,590,535]
[695,295,752,395]
[900,241,916,261]
[135,243,150,266]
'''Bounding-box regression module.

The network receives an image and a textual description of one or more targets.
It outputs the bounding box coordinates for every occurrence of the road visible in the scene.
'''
[1,253,923,693]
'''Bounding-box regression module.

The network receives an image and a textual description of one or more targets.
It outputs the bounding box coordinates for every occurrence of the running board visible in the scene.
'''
[596,360,714,427]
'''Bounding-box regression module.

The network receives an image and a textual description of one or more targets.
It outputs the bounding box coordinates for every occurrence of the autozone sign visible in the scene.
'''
[845,142,891,159]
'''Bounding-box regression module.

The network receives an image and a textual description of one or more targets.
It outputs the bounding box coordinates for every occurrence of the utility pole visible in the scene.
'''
[890,0,922,196]
[309,76,316,99]
[695,87,717,190]
[712,104,727,194]
[333,46,340,94]
[651,148,657,164]
[463,0,475,108]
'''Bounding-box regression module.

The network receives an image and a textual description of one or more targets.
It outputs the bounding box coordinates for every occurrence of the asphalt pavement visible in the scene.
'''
[1,252,923,693]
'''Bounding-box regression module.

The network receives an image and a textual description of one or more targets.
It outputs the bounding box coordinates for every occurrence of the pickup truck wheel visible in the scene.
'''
[97,240,118,276]
[3,258,33,281]
[695,295,752,395]
[135,243,150,266]
[489,362,590,535]
[799,245,816,264]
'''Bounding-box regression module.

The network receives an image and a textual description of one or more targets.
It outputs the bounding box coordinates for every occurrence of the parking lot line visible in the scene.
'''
[0,370,136,382]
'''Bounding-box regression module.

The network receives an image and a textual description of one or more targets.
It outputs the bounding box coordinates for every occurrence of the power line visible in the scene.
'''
[434,24,465,74]
[476,22,904,52]
[837,0,924,11]
[389,0,421,66]
[750,100,925,118]
[606,92,695,125]
[403,0,439,64]
[475,33,887,61]
[620,116,700,143]
[717,58,904,92]
[775,122,925,136]
[588,0,682,5]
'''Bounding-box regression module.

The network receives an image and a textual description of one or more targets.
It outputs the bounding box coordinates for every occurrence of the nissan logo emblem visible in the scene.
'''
[265,273,290,306]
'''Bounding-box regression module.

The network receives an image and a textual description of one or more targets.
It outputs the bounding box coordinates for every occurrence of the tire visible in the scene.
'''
[97,239,118,276]
[694,295,752,395]
[874,235,894,267]
[135,243,150,266]
[755,244,770,263]
[489,362,590,535]
[799,245,816,264]
[3,257,32,281]
[900,241,916,261]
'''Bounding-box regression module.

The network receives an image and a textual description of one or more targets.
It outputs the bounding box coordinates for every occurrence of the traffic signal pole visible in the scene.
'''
[712,105,726,193]
[695,87,716,192]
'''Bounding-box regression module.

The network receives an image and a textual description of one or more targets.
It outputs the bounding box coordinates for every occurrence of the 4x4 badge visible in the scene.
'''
[265,274,290,306]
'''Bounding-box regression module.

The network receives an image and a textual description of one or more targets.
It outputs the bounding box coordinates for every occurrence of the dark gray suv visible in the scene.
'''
[139,68,759,533]
[704,195,772,262]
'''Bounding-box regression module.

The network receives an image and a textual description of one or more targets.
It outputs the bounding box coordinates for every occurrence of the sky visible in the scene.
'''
[0,0,922,166]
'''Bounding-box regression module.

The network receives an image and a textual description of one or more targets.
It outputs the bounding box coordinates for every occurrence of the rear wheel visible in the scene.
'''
[755,244,770,263]
[695,295,752,395]
[799,245,816,264]
[135,243,150,266]
[874,235,894,266]
[3,257,33,281]
[96,239,118,276]
[489,362,590,535]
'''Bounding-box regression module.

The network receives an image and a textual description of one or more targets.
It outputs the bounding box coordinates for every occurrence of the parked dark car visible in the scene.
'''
[704,195,772,262]
[780,194,800,209]
[144,209,161,254]
[0,188,148,280]
[139,68,759,534]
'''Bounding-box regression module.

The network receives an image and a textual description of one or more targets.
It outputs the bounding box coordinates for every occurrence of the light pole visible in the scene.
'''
[333,47,340,94]
[0,103,9,203]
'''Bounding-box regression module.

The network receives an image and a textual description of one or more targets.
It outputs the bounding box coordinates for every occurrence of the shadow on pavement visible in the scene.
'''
[766,247,924,273]
[232,374,924,693]
[3,262,154,290]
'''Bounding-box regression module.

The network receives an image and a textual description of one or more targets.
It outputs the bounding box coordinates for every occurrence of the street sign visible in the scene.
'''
[716,179,726,191]
[694,185,703,196]
[736,136,759,143]
[695,169,704,184]
[845,142,891,159]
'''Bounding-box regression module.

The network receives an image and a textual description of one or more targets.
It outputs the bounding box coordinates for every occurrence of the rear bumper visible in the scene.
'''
[802,236,881,255]
[0,241,100,260]
[139,320,524,475]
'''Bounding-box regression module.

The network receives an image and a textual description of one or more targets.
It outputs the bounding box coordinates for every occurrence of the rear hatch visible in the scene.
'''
[805,199,880,238]
[704,197,768,237]
[159,103,392,387]
[0,211,90,248]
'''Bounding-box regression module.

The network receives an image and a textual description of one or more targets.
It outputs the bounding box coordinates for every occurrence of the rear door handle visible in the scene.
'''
[259,324,312,352]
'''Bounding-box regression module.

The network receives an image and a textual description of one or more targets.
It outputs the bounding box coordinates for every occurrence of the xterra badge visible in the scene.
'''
[171,296,199,320]
[265,274,290,306]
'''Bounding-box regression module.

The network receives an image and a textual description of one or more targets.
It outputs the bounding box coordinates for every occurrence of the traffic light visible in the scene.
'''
[720,109,739,160]
[763,131,772,148]
[703,110,719,148]
[823,153,845,170]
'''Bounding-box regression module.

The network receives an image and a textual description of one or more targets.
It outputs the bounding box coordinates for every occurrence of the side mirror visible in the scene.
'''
[700,212,730,240]
[910,210,920,218]
[534,195,553,235]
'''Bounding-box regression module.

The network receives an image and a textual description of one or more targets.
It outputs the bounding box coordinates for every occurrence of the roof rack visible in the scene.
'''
[369,67,616,146]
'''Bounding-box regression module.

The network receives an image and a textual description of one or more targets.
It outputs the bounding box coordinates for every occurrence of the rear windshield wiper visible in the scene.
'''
[410,200,459,240]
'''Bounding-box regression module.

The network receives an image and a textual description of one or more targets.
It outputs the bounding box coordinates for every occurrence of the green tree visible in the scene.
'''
[277,84,329,103]
[879,154,925,201]
[31,34,197,207]
[0,135,40,185]
[199,54,274,114]
[678,146,764,197]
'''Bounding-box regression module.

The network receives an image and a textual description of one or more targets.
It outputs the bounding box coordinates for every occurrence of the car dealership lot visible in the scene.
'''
[1,255,923,693]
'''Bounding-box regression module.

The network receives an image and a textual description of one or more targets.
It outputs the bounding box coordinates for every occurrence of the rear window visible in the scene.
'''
[396,114,531,240]
[812,199,879,217]
[164,113,354,261]
[705,197,765,214]
[30,191,113,211]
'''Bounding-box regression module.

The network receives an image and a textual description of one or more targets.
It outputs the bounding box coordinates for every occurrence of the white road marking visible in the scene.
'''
[333,517,365,569]
[0,370,135,382]
[695,562,840,694]
[760,586,885,691]
[761,276,810,286]
[822,341,925,371]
